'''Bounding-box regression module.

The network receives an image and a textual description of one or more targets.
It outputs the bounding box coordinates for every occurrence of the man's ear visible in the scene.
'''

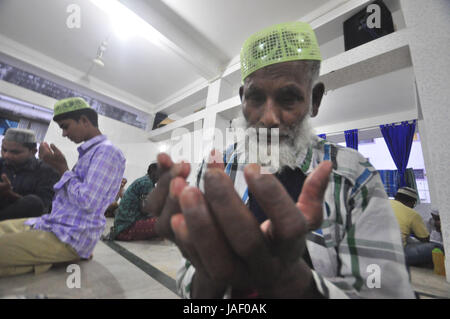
[239,86,244,101]
[80,115,91,127]
[311,82,325,118]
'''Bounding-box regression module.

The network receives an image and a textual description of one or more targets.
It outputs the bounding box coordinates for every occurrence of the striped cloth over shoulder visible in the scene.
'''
[176,136,415,299]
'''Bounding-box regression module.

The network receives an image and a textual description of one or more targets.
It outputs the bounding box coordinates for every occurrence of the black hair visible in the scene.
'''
[53,108,98,127]
[147,163,159,184]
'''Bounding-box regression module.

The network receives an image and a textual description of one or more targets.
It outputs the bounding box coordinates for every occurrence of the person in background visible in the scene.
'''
[0,97,125,277]
[104,177,128,217]
[390,187,438,267]
[108,163,160,241]
[143,22,414,298]
[0,128,59,221]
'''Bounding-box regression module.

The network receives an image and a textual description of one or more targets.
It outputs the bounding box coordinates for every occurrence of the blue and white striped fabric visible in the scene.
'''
[177,136,415,299]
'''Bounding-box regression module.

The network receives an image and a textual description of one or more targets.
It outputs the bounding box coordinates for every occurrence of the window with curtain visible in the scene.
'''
[380,120,416,187]
[344,129,358,150]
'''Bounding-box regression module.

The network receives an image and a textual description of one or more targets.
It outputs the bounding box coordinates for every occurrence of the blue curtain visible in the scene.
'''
[318,133,326,139]
[380,120,416,187]
[345,129,358,150]
[378,168,419,200]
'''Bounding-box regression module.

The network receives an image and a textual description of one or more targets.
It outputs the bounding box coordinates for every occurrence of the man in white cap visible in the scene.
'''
[0,128,59,221]
[144,22,414,298]
[390,187,437,267]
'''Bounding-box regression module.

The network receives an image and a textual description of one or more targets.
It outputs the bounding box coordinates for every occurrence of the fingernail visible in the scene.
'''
[245,164,261,179]
[179,187,200,209]
[170,177,186,198]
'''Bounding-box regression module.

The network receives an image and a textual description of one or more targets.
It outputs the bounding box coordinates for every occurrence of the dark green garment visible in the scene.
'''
[109,175,154,239]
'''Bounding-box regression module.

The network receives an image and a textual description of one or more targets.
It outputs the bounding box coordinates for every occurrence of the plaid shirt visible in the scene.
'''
[25,135,125,259]
[177,136,415,299]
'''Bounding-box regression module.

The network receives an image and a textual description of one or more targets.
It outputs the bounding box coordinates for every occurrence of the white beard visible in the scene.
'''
[233,114,314,173]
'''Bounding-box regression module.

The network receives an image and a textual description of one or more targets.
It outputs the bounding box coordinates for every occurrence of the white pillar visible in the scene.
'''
[400,0,450,282]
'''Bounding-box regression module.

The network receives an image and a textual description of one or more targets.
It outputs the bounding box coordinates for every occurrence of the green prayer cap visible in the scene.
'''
[53,97,91,117]
[240,21,322,82]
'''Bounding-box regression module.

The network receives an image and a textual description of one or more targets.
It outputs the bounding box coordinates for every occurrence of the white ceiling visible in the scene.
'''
[0,0,417,137]
[0,0,331,113]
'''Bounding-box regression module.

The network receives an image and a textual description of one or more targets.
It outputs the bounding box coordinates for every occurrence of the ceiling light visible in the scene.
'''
[90,0,165,45]
[91,40,107,67]
[159,143,168,153]
[92,58,105,67]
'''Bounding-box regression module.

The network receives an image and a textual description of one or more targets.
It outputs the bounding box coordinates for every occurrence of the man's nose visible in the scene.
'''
[260,99,280,128]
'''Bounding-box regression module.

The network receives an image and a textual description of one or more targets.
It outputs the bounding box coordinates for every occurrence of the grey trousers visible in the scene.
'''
[0,195,45,221]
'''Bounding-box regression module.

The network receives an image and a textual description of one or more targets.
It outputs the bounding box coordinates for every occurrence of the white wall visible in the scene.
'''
[400,0,450,282]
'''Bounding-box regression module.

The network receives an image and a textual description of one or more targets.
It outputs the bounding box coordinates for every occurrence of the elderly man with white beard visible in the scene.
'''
[142,22,414,299]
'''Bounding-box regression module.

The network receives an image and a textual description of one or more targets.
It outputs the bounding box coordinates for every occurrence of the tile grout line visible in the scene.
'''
[101,236,448,300]
[102,239,180,297]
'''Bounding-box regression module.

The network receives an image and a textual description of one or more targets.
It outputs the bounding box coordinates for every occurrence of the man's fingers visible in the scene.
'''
[157,152,174,172]
[244,164,307,241]
[143,158,190,217]
[297,161,332,230]
[170,213,207,275]
[179,186,245,284]
[207,149,225,171]
[50,143,60,154]
[38,142,52,159]
[244,164,307,262]
[155,176,186,240]
[1,174,11,185]
[203,169,273,283]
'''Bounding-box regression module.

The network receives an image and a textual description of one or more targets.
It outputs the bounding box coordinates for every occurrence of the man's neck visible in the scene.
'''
[83,129,102,142]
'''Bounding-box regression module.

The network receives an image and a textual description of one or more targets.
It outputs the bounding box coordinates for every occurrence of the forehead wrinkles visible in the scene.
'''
[245,61,311,88]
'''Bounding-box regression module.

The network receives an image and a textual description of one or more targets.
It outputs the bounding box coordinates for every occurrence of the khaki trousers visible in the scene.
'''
[0,218,80,277]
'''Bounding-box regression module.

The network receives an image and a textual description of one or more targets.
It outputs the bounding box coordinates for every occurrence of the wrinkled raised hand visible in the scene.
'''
[143,151,332,298]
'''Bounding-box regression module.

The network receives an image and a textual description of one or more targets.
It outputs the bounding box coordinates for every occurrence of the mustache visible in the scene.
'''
[245,126,297,140]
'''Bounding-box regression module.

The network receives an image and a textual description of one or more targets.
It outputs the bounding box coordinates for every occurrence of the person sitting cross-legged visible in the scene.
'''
[390,187,440,267]
[0,128,59,221]
[108,163,160,241]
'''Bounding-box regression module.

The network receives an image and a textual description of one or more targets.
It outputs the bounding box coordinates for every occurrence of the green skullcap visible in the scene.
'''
[240,21,322,82]
[53,97,91,117]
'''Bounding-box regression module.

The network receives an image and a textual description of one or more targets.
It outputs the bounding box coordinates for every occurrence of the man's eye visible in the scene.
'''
[278,95,298,105]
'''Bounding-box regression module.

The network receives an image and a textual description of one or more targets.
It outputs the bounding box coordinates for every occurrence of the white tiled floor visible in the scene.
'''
[0,240,179,299]
[0,217,448,299]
